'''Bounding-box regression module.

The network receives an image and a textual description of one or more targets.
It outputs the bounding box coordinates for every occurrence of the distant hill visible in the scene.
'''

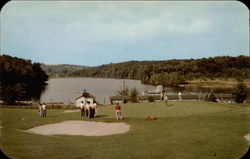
[41,64,90,77]
[41,56,250,86]
[68,55,250,86]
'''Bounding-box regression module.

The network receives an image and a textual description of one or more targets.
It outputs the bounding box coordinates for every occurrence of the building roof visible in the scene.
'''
[75,92,96,100]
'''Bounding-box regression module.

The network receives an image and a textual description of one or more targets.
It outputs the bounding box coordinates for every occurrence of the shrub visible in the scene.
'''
[129,87,140,103]
[117,86,129,97]
[232,81,249,103]
[205,90,217,102]
[148,96,155,102]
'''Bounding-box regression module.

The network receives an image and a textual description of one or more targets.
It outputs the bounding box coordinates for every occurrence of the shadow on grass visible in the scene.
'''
[165,103,174,107]
[94,115,108,118]
[43,115,57,117]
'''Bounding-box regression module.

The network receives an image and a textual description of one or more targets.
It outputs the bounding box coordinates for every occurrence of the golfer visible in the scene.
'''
[42,103,47,117]
[85,101,90,119]
[178,92,182,101]
[93,100,97,117]
[115,103,123,120]
[38,103,43,117]
[79,101,85,117]
[164,93,169,106]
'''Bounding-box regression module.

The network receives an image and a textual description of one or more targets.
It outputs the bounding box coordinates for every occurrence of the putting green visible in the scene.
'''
[100,101,232,118]
[1,101,249,159]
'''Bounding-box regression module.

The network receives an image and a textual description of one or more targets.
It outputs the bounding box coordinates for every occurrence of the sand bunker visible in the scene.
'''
[27,120,130,136]
[244,133,250,142]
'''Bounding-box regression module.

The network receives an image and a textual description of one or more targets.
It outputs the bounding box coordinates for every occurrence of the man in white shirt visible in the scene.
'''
[42,103,47,117]
[79,101,85,117]
[38,103,43,117]
[93,101,97,117]
[164,93,169,106]
[160,91,164,101]
[89,102,94,119]
[178,92,182,101]
[85,101,90,118]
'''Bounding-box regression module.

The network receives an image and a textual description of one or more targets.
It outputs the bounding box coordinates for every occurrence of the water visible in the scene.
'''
[40,77,156,104]
[40,77,233,104]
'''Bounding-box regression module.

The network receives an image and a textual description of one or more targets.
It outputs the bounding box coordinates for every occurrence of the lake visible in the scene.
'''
[40,77,157,104]
[39,77,233,104]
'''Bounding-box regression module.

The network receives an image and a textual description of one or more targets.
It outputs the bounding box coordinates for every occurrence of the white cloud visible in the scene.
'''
[179,18,211,34]
[2,1,214,43]
[1,1,248,66]
[65,11,212,42]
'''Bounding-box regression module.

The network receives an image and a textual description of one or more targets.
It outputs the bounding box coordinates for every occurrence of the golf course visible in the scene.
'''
[0,101,249,159]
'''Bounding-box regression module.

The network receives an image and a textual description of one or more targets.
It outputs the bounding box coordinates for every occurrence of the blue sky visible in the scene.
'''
[1,1,249,66]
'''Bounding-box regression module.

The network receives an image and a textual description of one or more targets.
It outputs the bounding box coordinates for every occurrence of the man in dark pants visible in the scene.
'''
[85,101,90,118]
[79,101,85,117]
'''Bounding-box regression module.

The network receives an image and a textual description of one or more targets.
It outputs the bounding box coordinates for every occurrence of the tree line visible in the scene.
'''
[40,64,89,77]
[0,55,48,104]
[69,55,250,86]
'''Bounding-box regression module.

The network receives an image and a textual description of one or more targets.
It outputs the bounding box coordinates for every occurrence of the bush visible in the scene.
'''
[117,86,129,97]
[232,81,249,103]
[123,99,128,104]
[129,87,140,103]
[205,90,217,102]
[148,96,155,102]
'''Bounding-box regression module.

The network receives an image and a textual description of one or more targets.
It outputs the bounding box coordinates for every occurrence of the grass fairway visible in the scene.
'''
[1,101,249,159]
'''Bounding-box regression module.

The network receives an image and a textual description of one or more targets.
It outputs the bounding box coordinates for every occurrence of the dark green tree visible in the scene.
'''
[0,55,48,105]
[147,96,155,102]
[116,86,129,97]
[68,55,249,85]
[129,87,140,103]
[206,90,217,102]
[232,81,249,103]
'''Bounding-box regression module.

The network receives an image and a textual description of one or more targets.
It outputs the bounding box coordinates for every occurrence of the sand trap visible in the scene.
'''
[63,110,80,113]
[27,120,130,136]
[244,133,250,142]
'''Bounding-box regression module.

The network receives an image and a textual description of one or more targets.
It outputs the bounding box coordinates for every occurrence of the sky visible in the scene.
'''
[1,1,249,66]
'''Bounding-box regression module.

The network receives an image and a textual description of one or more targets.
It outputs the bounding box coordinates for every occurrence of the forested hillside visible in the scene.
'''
[0,55,48,104]
[69,56,250,86]
[41,64,89,77]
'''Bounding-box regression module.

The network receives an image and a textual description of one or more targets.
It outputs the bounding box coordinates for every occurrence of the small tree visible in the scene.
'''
[232,81,249,103]
[1,84,26,105]
[129,87,140,103]
[148,96,155,102]
[205,90,216,102]
[117,86,129,97]
[117,86,129,103]
[15,83,26,105]
[208,90,217,102]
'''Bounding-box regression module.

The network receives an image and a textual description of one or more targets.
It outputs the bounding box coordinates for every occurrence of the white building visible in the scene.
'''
[75,92,96,108]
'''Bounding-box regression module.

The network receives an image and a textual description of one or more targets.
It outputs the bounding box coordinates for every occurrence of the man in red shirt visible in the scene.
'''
[115,103,123,120]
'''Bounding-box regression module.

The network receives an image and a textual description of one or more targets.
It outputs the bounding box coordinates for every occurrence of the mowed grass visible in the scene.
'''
[0,101,249,159]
